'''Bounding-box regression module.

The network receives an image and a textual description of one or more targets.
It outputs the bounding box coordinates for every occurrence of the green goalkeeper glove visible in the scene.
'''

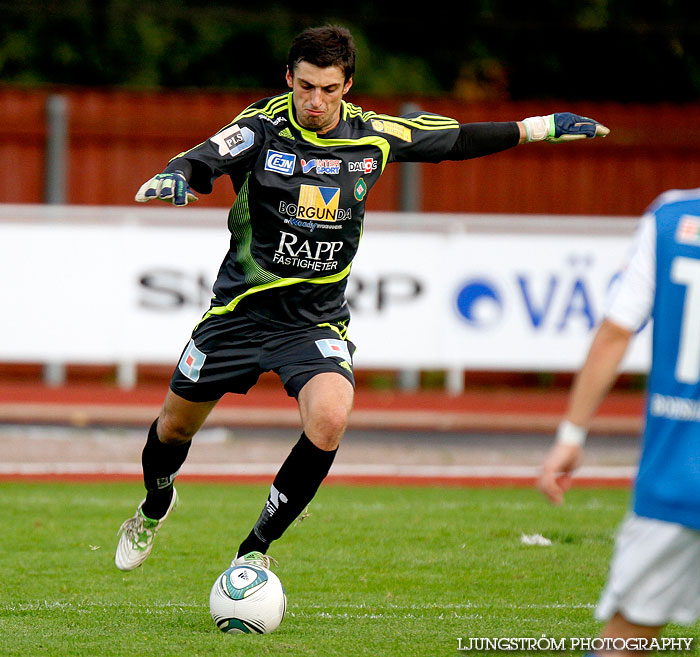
[522,113,610,143]
[135,171,198,206]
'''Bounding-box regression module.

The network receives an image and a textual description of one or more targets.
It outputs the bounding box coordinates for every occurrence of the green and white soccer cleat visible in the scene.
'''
[115,489,178,571]
[231,551,278,570]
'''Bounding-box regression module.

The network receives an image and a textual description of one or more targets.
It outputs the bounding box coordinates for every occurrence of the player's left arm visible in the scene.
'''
[443,112,609,161]
[538,319,633,505]
[382,108,609,164]
[539,215,654,504]
[518,113,610,144]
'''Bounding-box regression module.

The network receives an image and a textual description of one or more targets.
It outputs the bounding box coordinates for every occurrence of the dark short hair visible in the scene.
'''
[287,25,356,82]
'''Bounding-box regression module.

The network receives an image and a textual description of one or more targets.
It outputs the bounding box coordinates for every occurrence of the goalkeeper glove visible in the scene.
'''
[522,113,609,143]
[135,171,198,206]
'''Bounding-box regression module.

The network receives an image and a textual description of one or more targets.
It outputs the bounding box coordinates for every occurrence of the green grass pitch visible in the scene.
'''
[1,481,697,656]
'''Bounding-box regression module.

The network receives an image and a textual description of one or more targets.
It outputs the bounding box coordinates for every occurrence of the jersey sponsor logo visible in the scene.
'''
[348,158,378,174]
[676,215,700,246]
[301,158,342,175]
[279,127,295,140]
[650,393,700,422]
[278,185,352,228]
[264,149,296,175]
[178,339,206,382]
[279,200,351,226]
[371,119,412,142]
[297,184,341,222]
[315,338,352,364]
[286,218,318,232]
[210,124,255,157]
[273,231,343,271]
[354,178,367,201]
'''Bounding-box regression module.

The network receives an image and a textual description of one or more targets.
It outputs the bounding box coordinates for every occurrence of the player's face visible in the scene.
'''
[286,61,352,134]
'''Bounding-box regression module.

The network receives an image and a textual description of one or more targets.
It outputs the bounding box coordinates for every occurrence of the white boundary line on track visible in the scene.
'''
[0,462,635,481]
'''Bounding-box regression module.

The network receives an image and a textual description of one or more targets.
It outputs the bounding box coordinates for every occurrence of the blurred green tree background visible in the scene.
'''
[2,0,700,101]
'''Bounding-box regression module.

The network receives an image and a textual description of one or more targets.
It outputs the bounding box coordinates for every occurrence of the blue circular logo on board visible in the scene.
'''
[455,279,503,328]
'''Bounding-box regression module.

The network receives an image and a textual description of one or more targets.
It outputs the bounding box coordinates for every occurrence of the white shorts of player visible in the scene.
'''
[596,512,700,626]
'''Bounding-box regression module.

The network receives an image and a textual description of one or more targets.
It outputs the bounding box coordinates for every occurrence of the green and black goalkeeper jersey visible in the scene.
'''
[173,91,512,328]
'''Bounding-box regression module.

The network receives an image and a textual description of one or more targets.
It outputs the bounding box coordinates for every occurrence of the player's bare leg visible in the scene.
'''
[116,390,219,571]
[236,372,354,558]
[297,372,354,451]
[157,389,220,445]
[589,612,663,656]
[140,390,219,516]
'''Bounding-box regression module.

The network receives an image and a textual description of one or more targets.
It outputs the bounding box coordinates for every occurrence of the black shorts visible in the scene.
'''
[169,311,356,402]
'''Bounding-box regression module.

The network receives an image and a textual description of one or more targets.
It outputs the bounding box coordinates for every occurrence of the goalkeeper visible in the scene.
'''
[115,24,609,574]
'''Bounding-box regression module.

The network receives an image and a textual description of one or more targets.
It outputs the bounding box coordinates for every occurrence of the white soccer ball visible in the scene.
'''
[209,564,287,634]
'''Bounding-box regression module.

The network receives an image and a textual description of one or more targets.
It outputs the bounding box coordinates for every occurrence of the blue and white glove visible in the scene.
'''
[522,113,610,143]
[134,171,198,206]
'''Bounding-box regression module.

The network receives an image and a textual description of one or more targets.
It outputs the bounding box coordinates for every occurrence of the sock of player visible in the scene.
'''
[237,432,337,557]
[141,419,191,520]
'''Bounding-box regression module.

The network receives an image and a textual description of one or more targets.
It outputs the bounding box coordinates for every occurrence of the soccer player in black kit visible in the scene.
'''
[116,25,609,572]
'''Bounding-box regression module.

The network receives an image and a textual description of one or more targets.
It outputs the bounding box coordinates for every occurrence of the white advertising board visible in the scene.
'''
[0,206,649,372]
[348,230,650,372]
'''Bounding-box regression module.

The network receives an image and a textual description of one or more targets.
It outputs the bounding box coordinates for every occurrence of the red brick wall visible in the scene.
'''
[4,86,700,216]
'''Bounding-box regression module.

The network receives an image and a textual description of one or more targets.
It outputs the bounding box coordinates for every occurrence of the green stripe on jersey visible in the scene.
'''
[231,95,288,123]
[317,321,349,340]
[343,102,459,131]
[227,174,279,286]
[200,263,353,323]
[286,96,391,172]
[171,96,288,160]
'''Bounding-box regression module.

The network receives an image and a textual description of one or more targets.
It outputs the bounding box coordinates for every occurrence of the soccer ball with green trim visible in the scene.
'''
[209,564,287,634]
